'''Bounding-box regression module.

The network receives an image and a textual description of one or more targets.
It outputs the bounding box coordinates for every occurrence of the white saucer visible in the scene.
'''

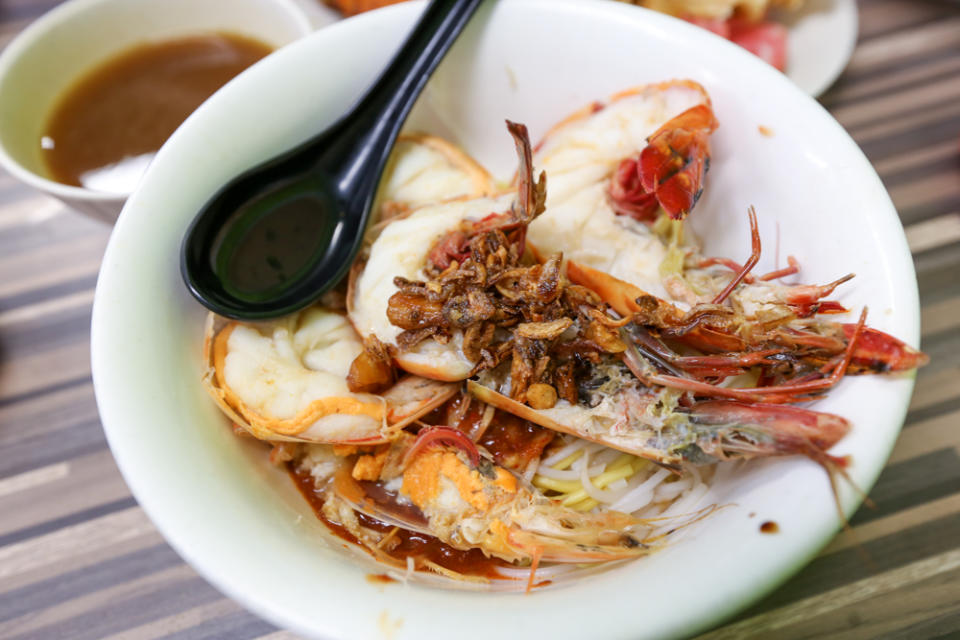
[776,0,858,96]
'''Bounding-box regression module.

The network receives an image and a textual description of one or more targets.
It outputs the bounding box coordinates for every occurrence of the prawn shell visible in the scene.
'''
[326,434,655,565]
[506,529,654,564]
[202,313,458,443]
[393,134,497,200]
[467,381,685,466]
[365,134,500,241]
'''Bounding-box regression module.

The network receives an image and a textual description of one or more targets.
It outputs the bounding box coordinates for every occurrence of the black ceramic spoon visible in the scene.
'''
[181,0,484,320]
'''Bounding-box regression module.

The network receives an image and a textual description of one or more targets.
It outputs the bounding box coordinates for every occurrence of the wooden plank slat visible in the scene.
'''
[700,547,960,639]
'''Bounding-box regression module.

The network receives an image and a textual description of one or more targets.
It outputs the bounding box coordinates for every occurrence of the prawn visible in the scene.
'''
[317,429,667,567]
[526,80,716,302]
[203,308,458,443]
[367,133,497,240]
[468,375,851,470]
[566,210,928,393]
[350,122,545,382]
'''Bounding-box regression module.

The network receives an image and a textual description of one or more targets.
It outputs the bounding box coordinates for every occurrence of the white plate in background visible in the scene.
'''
[778,0,858,96]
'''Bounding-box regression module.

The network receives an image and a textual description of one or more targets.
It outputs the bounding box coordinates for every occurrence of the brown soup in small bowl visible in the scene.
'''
[41,33,272,194]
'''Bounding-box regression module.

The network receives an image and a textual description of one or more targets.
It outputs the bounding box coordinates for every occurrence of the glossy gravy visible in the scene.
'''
[41,33,272,193]
[289,465,512,580]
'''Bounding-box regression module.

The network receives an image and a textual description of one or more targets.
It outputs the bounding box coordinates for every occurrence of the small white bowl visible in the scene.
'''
[0,0,312,224]
[92,1,920,638]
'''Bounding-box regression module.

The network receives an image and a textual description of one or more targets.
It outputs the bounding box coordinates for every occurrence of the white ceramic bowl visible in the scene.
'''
[92,2,920,638]
[0,0,312,223]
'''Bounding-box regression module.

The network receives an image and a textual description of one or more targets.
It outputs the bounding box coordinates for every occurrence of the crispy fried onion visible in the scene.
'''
[383,124,628,407]
[347,335,396,393]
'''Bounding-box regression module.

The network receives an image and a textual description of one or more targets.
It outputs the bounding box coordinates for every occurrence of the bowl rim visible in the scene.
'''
[92,2,919,638]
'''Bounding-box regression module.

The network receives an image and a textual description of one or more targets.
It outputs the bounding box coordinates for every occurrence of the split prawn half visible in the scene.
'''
[565,213,928,397]
[527,80,717,300]
[202,308,458,443]
[367,133,497,240]
[350,124,544,382]
[313,429,679,572]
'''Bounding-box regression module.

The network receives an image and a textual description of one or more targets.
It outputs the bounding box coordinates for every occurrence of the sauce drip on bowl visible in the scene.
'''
[41,33,272,194]
[760,520,780,534]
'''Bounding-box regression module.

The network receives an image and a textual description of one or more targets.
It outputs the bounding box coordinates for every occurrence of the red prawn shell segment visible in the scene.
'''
[608,101,719,222]
[637,103,719,220]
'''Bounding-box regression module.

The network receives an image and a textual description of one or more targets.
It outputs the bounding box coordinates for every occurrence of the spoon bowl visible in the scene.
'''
[181,0,483,320]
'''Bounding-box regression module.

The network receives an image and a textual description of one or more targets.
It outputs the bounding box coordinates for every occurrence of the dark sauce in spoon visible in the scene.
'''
[213,189,335,299]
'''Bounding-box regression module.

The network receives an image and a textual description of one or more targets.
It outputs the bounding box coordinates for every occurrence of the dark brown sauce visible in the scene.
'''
[421,396,554,472]
[215,193,333,298]
[477,412,554,471]
[366,573,396,585]
[760,520,779,534]
[289,465,512,580]
[41,33,272,192]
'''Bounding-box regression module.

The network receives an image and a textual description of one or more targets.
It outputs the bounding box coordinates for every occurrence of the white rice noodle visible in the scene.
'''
[654,474,694,502]
[539,438,585,467]
[535,459,620,480]
[405,556,415,584]
[577,449,632,503]
[650,472,711,538]
[540,437,606,467]
[607,478,628,491]
[491,562,583,581]
[610,467,672,513]
[522,454,541,483]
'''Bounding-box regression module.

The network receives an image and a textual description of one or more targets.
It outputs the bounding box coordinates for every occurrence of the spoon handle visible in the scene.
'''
[330,0,485,189]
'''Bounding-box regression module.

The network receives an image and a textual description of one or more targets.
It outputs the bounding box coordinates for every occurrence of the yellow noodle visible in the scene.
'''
[566,496,600,512]
[552,449,584,470]
[533,476,584,494]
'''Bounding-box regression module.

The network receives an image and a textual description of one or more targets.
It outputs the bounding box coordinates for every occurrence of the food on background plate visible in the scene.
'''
[323,0,798,71]
[618,0,797,70]
[201,80,926,589]
[324,0,407,16]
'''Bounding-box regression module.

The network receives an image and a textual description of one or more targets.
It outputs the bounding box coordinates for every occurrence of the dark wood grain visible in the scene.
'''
[0,1,958,638]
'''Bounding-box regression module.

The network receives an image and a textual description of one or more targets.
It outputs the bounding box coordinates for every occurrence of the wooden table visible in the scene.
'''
[1,1,958,638]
